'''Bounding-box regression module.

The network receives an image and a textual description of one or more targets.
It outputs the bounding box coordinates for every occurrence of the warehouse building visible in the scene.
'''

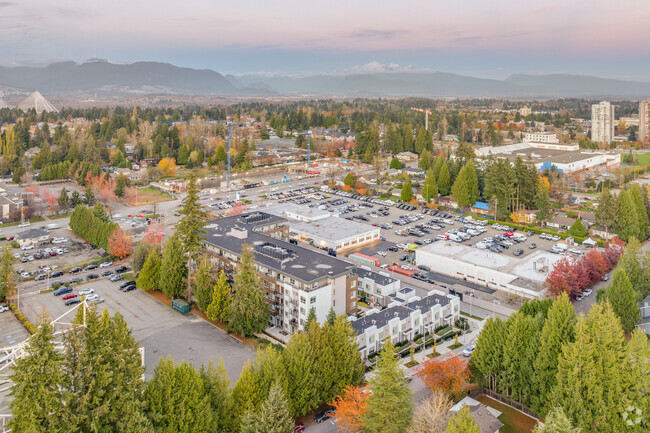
[201,211,359,334]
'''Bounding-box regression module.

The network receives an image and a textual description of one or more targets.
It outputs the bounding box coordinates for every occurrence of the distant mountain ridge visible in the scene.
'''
[1,60,650,98]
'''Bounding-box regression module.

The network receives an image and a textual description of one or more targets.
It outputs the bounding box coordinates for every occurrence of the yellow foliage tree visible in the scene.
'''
[158,157,177,177]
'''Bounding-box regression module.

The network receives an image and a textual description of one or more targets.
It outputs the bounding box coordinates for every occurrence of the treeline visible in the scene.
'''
[10,305,364,433]
[471,295,649,432]
[69,204,117,250]
[596,184,650,242]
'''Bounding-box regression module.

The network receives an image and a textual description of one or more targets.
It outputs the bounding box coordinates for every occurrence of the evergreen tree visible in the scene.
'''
[471,317,507,391]
[243,382,294,433]
[432,155,444,180]
[344,172,356,187]
[446,406,480,433]
[282,331,320,416]
[500,313,540,404]
[228,244,269,336]
[626,329,650,429]
[532,408,581,433]
[83,185,95,205]
[145,358,213,433]
[437,162,451,196]
[617,189,639,242]
[58,187,69,209]
[400,175,414,202]
[423,169,439,203]
[195,257,216,311]
[531,293,576,416]
[137,249,161,291]
[401,122,414,152]
[207,270,231,323]
[567,219,587,238]
[303,307,317,332]
[0,243,16,302]
[551,302,631,432]
[451,162,478,207]
[389,157,404,169]
[93,201,109,222]
[176,175,207,299]
[160,234,187,299]
[9,316,66,433]
[595,188,618,238]
[601,268,640,333]
[232,361,265,426]
[200,358,234,433]
[326,307,337,326]
[629,184,650,240]
[418,148,433,170]
[115,174,128,198]
[71,189,82,206]
[132,241,154,274]
[362,340,413,433]
[534,177,553,224]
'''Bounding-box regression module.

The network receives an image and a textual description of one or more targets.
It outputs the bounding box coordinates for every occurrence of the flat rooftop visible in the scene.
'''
[287,217,379,243]
[265,203,331,221]
[480,142,616,165]
[353,267,397,286]
[418,241,564,292]
[202,212,355,283]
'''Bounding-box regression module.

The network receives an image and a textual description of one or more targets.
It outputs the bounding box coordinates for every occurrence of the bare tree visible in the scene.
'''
[408,392,453,433]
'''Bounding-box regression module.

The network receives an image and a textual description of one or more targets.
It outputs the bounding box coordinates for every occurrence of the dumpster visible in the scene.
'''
[172,299,190,314]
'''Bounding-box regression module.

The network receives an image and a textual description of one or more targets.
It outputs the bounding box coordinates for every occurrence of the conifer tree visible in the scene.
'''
[176,175,207,299]
[243,382,294,433]
[228,244,269,336]
[200,358,234,433]
[438,162,451,196]
[617,190,639,242]
[551,302,631,432]
[451,162,478,207]
[595,188,618,238]
[9,316,65,432]
[146,358,213,432]
[326,307,337,326]
[601,268,640,333]
[432,155,444,180]
[626,329,650,429]
[58,186,69,209]
[282,331,320,416]
[532,408,581,433]
[531,293,576,416]
[629,184,649,240]
[471,317,507,391]
[207,270,231,323]
[567,218,587,238]
[194,257,216,311]
[137,249,161,291]
[446,406,480,433]
[401,174,413,202]
[303,307,317,332]
[232,361,265,427]
[423,169,439,203]
[500,313,540,404]
[160,234,187,299]
[362,340,413,433]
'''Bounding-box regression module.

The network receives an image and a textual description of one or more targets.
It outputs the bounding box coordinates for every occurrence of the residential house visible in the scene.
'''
[471,202,491,215]
[0,195,19,220]
[16,228,49,247]
[547,215,574,230]
[589,225,616,240]
[395,152,419,163]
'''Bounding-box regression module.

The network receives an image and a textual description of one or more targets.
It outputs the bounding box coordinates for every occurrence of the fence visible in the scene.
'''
[474,388,540,420]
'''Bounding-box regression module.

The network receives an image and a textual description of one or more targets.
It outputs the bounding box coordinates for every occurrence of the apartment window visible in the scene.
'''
[263,280,268,287]
[350,291,356,299]
[300,319,304,326]
[310,297,316,304]
[377,288,382,295]
[351,280,357,288]
[369,335,375,344]
[300,296,306,304]
[300,307,305,315]
[392,326,398,335]
[350,301,356,309]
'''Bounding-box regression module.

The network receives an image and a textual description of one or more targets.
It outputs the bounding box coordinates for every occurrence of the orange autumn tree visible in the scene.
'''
[416,355,470,399]
[330,386,369,433]
[108,228,133,258]
[158,158,177,176]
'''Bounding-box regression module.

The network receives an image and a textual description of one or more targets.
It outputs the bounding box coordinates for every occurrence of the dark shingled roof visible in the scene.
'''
[353,267,397,286]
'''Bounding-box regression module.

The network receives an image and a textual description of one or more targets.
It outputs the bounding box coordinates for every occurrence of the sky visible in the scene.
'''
[1,0,649,80]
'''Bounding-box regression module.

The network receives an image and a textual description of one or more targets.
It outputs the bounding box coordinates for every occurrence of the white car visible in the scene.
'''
[18,222,30,228]
[0,305,9,313]
[84,293,99,301]
[376,251,387,257]
[21,245,34,250]
[462,345,476,357]
[20,272,30,278]
[99,261,113,268]
[79,288,95,296]
[583,288,593,296]
[13,253,20,259]
[27,256,34,261]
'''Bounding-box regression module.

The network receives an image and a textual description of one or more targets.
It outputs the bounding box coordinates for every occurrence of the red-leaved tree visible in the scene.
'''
[416,355,470,399]
[581,249,608,285]
[545,256,580,298]
[330,386,369,433]
[143,222,164,246]
[108,228,133,258]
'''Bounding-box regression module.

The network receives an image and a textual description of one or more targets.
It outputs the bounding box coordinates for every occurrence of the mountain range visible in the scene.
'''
[2,60,650,99]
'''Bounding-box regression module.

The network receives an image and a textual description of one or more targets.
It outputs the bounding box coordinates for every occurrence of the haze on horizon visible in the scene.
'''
[0,0,649,80]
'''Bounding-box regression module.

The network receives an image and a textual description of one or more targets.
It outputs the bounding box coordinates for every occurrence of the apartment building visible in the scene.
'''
[639,100,650,144]
[353,266,400,307]
[350,290,460,360]
[591,101,615,144]
[201,211,358,334]
[523,132,559,144]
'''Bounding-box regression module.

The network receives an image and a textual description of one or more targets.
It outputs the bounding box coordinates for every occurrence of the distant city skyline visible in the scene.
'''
[1,0,649,80]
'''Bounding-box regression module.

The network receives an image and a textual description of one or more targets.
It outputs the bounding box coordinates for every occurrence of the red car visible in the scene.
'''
[505,232,514,237]
[294,424,305,433]
[62,293,77,301]
[49,251,58,256]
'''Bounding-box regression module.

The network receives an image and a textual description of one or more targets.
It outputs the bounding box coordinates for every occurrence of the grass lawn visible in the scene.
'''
[476,395,538,433]
[132,187,173,205]
[448,342,463,350]
[460,311,484,320]
[635,153,650,166]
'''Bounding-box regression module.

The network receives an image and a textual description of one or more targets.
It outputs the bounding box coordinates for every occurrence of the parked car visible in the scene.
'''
[110,274,124,282]
[119,280,136,289]
[121,284,137,292]
[513,249,524,256]
[84,264,98,271]
[54,286,73,296]
[90,297,105,304]
[529,243,537,249]
[51,271,64,278]
[583,288,593,296]
[576,294,584,301]
[0,304,9,313]
[70,277,83,284]
[601,273,610,282]
[115,266,129,273]
[35,274,47,281]
[62,293,78,301]
[65,298,81,306]
[462,345,476,357]
[69,267,82,274]
[294,423,305,433]
[101,270,114,277]
[99,261,113,268]
[79,288,95,296]
[86,274,99,280]
[85,293,99,301]
[314,407,335,423]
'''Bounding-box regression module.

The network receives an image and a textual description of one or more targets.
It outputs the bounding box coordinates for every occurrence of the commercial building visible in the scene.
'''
[353,266,400,307]
[201,211,359,334]
[350,289,460,360]
[16,228,50,247]
[591,101,615,144]
[523,132,559,144]
[265,203,381,252]
[639,100,650,144]
[476,142,620,174]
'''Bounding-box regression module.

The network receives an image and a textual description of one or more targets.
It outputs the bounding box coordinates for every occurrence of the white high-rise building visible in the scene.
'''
[639,100,650,144]
[591,101,615,144]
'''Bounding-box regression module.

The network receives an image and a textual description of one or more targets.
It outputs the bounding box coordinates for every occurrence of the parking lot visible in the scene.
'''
[18,272,255,383]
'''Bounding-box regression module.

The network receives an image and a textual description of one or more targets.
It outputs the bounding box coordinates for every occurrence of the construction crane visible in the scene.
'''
[411,107,432,131]
[297,126,347,167]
